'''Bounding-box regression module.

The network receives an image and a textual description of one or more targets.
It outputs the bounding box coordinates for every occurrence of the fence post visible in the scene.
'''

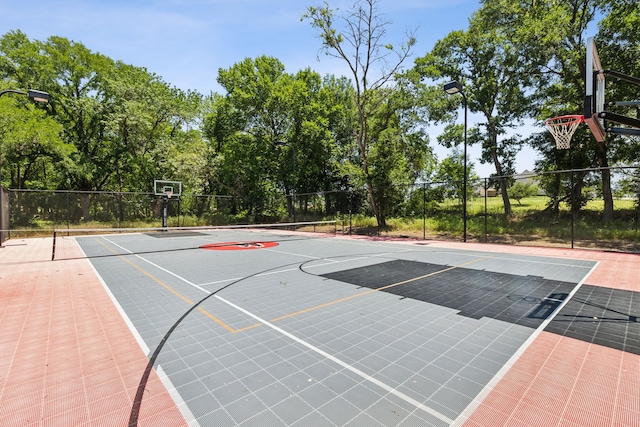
[484,178,488,243]
[51,230,57,261]
[570,157,575,249]
[422,183,426,240]
[348,190,352,236]
[0,186,7,246]
[66,191,70,230]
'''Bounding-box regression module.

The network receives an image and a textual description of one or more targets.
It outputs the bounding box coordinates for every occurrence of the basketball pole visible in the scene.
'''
[570,146,574,249]
[162,195,168,230]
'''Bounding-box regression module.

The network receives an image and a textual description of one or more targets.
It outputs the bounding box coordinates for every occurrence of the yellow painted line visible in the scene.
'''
[271,256,490,322]
[96,239,261,333]
[96,237,490,333]
[197,307,261,333]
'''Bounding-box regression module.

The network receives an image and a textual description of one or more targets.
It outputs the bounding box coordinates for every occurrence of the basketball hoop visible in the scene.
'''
[163,186,174,199]
[544,115,584,150]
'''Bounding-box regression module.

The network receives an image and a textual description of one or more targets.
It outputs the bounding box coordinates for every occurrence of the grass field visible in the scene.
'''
[347,195,639,251]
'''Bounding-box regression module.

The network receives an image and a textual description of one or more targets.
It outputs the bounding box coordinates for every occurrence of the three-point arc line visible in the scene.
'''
[99,235,491,334]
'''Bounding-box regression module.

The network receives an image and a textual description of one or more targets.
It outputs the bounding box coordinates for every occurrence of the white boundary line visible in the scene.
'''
[79,242,200,426]
[97,234,601,425]
[450,261,600,426]
[215,294,455,425]
[100,237,454,424]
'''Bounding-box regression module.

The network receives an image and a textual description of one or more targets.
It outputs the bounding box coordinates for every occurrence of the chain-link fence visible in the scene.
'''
[1,186,8,245]
[6,167,640,251]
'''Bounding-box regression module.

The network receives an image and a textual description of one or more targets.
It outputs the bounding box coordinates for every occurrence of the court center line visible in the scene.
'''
[320,237,595,269]
[407,246,595,269]
[264,248,322,259]
[215,293,455,425]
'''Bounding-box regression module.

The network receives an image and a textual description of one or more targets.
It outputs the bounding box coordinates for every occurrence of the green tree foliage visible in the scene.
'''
[100,62,203,193]
[303,0,419,227]
[415,7,539,216]
[1,31,205,220]
[203,57,336,220]
[596,0,640,165]
[0,93,69,189]
[502,0,618,220]
[509,181,538,205]
[431,149,479,204]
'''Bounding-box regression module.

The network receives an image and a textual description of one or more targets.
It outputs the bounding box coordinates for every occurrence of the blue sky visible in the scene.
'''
[1,0,539,176]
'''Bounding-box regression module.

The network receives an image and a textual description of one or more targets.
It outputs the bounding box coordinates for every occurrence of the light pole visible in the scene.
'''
[0,88,49,246]
[276,141,296,222]
[444,81,467,242]
[0,88,50,184]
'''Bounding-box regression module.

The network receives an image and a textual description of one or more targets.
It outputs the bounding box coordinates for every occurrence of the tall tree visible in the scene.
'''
[597,0,640,165]
[303,0,417,227]
[482,0,614,219]
[0,93,69,189]
[204,56,370,220]
[1,31,206,221]
[204,56,304,219]
[100,62,203,193]
[416,13,536,216]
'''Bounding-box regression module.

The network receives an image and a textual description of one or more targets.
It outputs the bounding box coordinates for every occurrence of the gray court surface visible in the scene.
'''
[76,229,597,426]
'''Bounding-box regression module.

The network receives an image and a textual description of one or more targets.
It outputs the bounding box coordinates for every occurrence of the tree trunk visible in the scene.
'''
[595,141,613,221]
[80,193,91,222]
[491,147,512,216]
[357,125,384,228]
[366,178,384,227]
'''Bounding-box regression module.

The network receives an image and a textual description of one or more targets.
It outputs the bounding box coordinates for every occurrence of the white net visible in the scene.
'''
[544,115,584,150]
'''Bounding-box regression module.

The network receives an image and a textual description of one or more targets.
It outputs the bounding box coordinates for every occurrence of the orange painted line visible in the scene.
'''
[197,307,261,333]
[96,239,261,333]
[98,238,490,333]
[271,256,490,322]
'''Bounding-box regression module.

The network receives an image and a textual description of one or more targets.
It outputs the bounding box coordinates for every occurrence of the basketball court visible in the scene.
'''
[2,224,639,426]
[2,37,640,427]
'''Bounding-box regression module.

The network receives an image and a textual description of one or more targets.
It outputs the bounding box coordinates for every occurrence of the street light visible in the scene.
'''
[0,89,50,103]
[0,88,50,182]
[0,88,49,246]
[276,141,296,222]
[443,81,468,242]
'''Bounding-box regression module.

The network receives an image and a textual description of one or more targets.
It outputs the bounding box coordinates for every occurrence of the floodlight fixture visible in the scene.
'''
[27,90,50,103]
[0,88,50,103]
[443,81,463,95]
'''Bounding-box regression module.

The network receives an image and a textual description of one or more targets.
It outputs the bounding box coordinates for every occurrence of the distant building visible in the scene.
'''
[475,170,539,197]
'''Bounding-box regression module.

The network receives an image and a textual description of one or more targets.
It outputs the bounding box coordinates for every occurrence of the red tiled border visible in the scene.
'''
[0,238,186,426]
[414,241,640,427]
[2,236,638,426]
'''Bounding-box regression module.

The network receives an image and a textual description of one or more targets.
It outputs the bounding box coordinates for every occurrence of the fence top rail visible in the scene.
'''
[10,189,156,195]
[53,220,337,234]
[487,165,639,181]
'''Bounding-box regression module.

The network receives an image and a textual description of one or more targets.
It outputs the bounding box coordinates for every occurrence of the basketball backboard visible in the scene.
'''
[583,36,640,141]
[154,180,182,198]
[583,37,607,142]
